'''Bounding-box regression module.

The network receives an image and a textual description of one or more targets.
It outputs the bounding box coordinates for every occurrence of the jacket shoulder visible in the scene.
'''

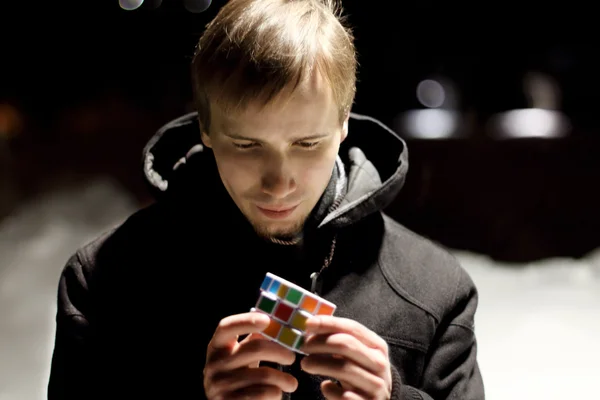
[68,202,164,275]
[379,214,477,325]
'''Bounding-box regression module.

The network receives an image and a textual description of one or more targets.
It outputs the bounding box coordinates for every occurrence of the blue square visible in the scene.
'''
[260,275,273,291]
[268,279,280,294]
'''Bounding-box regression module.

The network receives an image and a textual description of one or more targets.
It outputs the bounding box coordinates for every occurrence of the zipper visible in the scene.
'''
[310,235,337,294]
[310,157,345,294]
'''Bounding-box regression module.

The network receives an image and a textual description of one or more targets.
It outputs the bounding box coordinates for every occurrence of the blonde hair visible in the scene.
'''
[191,0,357,133]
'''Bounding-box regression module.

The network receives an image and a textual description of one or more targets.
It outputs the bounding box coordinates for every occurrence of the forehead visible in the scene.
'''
[212,71,340,139]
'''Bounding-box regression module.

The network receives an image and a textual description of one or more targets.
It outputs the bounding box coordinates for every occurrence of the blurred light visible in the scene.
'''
[184,0,212,13]
[416,79,445,108]
[119,0,144,10]
[524,72,561,110]
[395,109,460,139]
[143,0,162,9]
[489,108,570,139]
[0,103,24,140]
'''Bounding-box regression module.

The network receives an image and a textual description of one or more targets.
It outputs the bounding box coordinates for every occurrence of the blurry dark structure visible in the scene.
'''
[0,0,598,263]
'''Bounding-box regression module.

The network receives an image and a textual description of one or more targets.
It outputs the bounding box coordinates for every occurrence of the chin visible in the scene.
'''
[255,224,300,240]
[250,217,306,240]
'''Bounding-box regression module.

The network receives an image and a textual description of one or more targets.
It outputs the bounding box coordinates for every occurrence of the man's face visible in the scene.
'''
[202,72,348,240]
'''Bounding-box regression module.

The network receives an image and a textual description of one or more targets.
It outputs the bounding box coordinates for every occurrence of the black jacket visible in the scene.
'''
[48,112,485,399]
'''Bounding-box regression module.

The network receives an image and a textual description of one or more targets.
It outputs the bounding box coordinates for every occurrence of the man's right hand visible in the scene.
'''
[203,312,298,399]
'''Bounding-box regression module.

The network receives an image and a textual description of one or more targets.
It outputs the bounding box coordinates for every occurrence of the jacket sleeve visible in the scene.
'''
[47,253,96,400]
[391,267,485,400]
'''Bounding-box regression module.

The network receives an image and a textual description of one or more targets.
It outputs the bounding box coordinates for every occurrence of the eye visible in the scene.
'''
[233,142,258,149]
[297,141,319,149]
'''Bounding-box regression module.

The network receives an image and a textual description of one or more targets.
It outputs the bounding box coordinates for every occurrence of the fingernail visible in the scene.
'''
[252,313,270,325]
[305,317,319,330]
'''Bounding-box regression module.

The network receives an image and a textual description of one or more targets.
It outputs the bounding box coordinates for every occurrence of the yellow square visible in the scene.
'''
[290,310,310,332]
[278,327,300,347]
[277,284,289,298]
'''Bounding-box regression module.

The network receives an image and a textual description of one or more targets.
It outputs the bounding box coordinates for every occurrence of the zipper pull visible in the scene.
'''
[310,272,319,293]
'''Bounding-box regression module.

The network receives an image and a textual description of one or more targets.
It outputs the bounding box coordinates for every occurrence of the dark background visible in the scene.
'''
[1,0,598,262]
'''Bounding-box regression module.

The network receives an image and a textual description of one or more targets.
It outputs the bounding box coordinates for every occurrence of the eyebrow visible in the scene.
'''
[223,132,331,142]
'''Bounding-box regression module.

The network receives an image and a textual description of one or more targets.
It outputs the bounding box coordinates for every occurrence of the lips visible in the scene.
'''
[258,205,296,212]
[256,204,298,219]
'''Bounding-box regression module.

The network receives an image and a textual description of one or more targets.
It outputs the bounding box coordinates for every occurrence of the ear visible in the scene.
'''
[341,112,350,142]
[201,130,212,149]
[198,120,212,149]
[196,117,213,148]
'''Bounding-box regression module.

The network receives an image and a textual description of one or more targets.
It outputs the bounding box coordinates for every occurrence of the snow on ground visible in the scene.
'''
[0,179,598,399]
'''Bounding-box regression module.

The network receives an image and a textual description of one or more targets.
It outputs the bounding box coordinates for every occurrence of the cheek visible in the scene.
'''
[295,149,338,190]
[212,148,259,193]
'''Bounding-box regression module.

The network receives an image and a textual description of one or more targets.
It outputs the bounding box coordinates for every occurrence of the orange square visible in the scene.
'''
[316,302,334,316]
[263,318,282,339]
[300,295,318,313]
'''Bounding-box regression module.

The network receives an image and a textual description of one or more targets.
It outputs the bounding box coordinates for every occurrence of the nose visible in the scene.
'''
[261,153,297,199]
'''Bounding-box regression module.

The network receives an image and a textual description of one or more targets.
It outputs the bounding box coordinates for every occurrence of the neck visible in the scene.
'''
[269,156,347,247]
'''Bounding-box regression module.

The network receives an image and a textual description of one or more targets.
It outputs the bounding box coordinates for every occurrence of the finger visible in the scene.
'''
[305,316,388,354]
[239,329,271,343]
[302,332,389,375]
[227,384,283,400]
[210,312,271,350]
[239,332,267,344]
[218,337,296,371]
[321,380,362,400]
[302,353,385,395]
[211,367,298,395]
[239,333,270,368]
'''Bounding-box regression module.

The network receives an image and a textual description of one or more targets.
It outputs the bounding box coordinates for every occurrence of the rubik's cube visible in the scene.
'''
[252,272,336,354]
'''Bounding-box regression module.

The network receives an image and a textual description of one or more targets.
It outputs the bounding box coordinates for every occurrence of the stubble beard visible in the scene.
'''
[248,212,308,242]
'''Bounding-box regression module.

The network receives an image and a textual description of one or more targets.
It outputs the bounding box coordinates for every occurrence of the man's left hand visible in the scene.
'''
[300,316,393,400]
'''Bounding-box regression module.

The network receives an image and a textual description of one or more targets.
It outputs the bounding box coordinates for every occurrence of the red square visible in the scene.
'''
[273,302,294,322]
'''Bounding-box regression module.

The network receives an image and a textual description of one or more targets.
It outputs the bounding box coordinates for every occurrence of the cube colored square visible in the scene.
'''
[263,318,282,339]
[277,284,289,298]
[300,295,318,313]
[290,309,311,331]
[260,275,273,291]
[273,302,294,323]
[254,273,337,355]
[256,292,277,314]
[278,326,301,348]
[316,302,335,316]
[267,279,281,295]
[294,334,305,350]
[285,287,303,305]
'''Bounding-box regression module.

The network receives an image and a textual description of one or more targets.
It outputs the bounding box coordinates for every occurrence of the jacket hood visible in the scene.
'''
[142,111,408,229]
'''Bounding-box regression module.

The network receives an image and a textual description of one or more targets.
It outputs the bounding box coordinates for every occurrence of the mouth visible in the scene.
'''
[256,204,298,219]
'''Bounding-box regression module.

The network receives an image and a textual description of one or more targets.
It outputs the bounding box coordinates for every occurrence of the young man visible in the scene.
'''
[48,0,484,399]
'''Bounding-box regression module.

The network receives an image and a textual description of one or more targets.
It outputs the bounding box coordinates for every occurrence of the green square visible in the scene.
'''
[258,295,276,314]
[285,288,303,305]
[294,335,305,350]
